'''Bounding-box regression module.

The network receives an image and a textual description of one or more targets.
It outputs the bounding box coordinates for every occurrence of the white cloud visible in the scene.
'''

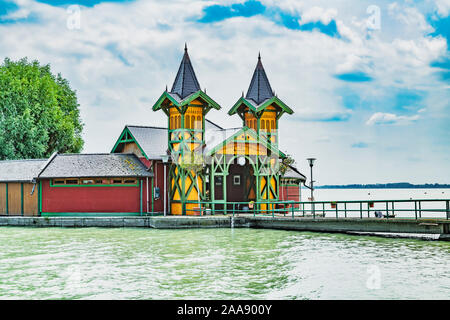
[0,0,448,184]
[300,6,338,25]
[365,112,420,125]
[435,0,450,17]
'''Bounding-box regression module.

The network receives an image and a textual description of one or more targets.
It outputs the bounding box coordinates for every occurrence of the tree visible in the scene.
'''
[0,58,83,160]
[277,154,296,202]
[278,154,295,176]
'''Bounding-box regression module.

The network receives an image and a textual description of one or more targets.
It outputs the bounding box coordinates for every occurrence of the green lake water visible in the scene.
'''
[0,227,448,299]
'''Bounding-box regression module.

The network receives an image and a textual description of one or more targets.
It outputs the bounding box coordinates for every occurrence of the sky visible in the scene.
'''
[0,0,449,185]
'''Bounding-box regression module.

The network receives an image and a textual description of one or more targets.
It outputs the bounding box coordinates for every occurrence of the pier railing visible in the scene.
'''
[186,199,450,220]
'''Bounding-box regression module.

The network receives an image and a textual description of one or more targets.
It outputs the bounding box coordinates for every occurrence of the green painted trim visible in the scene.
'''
[41,212,142,217]
[152,90,221,112]
[50,180,139,187]
[140,179,143,216]
[110,126,150,160]
[228,96,294,116]
[110,127,128,154]
[5,182,8,216]
[21,183,24,216]
[39,181,42,216]
[151,168,155,212]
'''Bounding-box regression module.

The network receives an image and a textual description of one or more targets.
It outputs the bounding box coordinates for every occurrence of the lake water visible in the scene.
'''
[0,226,448,300]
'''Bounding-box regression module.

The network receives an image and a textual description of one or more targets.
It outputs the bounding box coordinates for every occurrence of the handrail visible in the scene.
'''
[185,198,450,220]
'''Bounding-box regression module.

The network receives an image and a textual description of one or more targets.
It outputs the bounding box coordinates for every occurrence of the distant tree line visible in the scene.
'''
[316,183,450,189]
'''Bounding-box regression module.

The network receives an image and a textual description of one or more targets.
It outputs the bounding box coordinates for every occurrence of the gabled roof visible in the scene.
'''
[125,125,168,160]
[0,159,47,182]
[112,120,225,161]
[283,165,307,182]
[152,89,221,112]
[228,95,294,116]
[246,53,274,105]
[206,126,287,158]
[39,153,153,179]
[171,45,201,99]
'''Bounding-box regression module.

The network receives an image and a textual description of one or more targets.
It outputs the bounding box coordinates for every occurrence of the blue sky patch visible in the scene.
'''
[198,0,265,23]
[105,43,133,67]
[351,142,369,148]
[0,1,18,16]
[429,15,450,49]
[35,0,133,7]
[394,89,425,111]
[197,0,341,38]
[431,57,450,69]
[297,20,339,38]
[335,71,373,82]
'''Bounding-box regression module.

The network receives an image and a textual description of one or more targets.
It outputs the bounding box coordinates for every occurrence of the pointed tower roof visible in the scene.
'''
[152,45,220,113]
[245,53,274,105]
[170,44,201,99]
[228,53,293,116]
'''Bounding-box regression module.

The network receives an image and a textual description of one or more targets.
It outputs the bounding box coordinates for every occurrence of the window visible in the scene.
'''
[186,115,190,129]
[191,116,195,130]
[196,116,201,129]
[51,178,138,187]
[177,115,181,129]
[271,120,275,131]
[233,175,241,185]
[215,176,222,186]
[261,120,265,130]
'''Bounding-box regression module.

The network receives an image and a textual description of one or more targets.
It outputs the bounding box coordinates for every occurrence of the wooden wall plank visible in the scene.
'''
[23,183,38,216]
[7,183,22,215]
[0,183,6,214]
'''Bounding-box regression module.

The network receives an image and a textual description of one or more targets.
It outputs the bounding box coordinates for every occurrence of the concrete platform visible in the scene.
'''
[0,215,449,241]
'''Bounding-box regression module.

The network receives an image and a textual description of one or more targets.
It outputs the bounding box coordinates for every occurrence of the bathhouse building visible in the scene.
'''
[0,47,306,216]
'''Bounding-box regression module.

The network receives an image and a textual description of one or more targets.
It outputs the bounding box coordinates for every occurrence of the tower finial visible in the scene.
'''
[185,42,188,52]
[258,51,261,60]
[165,84,168,92]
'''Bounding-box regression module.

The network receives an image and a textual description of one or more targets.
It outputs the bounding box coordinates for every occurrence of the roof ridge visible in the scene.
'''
[205,119,224,130]
[0,158,47,163]
[56,153,135,156]
[126,125,167,129]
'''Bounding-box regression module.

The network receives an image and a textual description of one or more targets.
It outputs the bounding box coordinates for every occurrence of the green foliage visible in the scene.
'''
[0,57,84,160]
[179,151,204,174]
[278,154,295,176]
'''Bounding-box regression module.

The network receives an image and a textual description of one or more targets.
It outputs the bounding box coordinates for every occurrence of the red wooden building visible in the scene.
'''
[0,47,306,216]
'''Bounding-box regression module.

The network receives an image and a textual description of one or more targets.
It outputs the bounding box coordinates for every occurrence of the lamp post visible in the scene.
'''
[307,158,316,201]
[161,155,170,216]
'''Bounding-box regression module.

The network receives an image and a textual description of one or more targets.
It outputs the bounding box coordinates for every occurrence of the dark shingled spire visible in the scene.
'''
[246,53,274,105]
[170,44,201,99]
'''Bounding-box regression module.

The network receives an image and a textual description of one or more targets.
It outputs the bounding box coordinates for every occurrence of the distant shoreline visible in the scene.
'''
[315,183,450,189]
